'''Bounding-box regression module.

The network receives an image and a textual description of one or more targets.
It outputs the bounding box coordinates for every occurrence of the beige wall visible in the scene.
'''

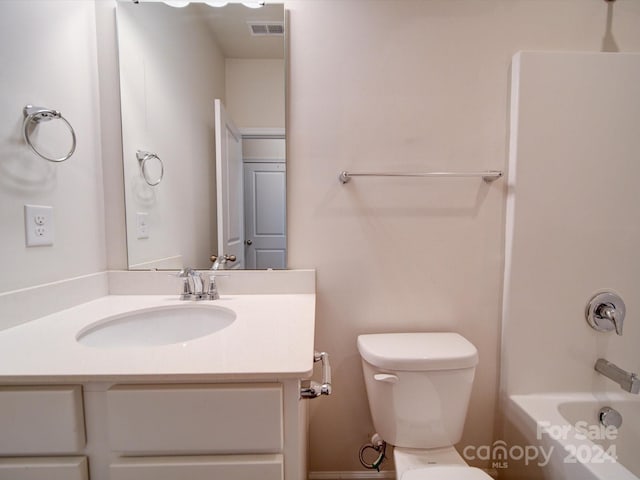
[0,1,106,293]
[284,0,640,473]
[226,58,285,130]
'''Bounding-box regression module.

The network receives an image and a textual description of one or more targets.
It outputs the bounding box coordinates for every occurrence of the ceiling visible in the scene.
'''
[190,3,285,59]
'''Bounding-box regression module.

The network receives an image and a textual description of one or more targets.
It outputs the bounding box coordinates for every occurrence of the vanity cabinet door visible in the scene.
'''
[110,454,283,480]
[0,457,88,480]
[106,384,283,454]
[0,386,85,455]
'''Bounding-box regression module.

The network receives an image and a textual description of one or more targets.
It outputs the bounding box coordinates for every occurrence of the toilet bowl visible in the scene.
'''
[357,332,492,480]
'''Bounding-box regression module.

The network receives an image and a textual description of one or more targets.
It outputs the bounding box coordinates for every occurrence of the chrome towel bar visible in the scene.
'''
[339,170,503,184]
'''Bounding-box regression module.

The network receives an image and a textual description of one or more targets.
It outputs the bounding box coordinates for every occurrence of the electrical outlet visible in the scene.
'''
[24,205,54,247]
[136,212,149,239]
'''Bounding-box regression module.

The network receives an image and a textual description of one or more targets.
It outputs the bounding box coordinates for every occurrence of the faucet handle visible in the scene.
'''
[597,304,624,335]
[586,292,625,336]
[173,267,194,300]
[207,274,229,300]
[176,267,194,278]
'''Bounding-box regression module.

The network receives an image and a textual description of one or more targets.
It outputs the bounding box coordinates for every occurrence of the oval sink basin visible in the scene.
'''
[76,304,236,348]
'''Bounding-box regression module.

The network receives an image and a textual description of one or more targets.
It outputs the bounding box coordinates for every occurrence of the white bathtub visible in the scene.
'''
[505,393,639,480]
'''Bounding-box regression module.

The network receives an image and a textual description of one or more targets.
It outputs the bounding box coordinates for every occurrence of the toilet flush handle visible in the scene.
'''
[374,373,399,384]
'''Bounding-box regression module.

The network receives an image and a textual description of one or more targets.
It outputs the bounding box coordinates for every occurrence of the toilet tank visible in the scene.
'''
[357,333,478,449]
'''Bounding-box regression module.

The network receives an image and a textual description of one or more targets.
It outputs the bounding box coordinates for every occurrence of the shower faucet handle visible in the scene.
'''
[586,292,625,336]
[596,304,623,335]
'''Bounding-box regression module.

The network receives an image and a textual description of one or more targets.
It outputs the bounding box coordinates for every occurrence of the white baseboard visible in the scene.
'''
[308,472,395,480]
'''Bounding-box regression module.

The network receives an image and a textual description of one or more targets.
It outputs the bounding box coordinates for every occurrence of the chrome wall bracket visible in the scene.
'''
[300,351,332,399]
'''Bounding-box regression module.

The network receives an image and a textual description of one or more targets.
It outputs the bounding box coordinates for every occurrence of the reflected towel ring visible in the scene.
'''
[22,105,76,162]
[137,150,164,186]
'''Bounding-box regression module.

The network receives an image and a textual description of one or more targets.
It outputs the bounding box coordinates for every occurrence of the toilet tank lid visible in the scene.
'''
[357,333,478,371]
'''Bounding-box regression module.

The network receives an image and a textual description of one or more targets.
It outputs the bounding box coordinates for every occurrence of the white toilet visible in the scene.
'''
[357,332,492,480]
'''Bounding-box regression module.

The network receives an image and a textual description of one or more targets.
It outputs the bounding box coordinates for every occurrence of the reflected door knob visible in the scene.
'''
[210,254,236,263]
[245,240,253,245]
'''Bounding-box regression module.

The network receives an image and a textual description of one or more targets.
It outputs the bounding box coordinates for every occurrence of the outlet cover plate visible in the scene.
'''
[24,205,54,247]
[136,212,149,239]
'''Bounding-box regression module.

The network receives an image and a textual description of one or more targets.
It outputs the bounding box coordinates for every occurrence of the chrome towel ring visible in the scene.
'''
[137,150,164,186]
[22,105,77,162]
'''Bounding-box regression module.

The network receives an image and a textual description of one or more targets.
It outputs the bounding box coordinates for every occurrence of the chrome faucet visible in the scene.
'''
[189,270,206,300]
[586,292,625,336]
[177,267,194,300]
[177,267,207,300]
[210,254,237,271]
[207,274,227,301]
[595,358,640,394]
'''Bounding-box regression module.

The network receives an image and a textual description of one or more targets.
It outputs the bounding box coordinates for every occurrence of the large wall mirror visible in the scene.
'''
[117,1,286,270]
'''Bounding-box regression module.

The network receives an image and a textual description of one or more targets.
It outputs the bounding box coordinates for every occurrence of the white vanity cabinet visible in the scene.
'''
[106,384,283,453]
[0,381,306,480]
[87,379,306,480]
[104,383,288,480]
[109,455,284,480]
[0,279,316,480]
[0,386,89,480]
[0,457,89,480]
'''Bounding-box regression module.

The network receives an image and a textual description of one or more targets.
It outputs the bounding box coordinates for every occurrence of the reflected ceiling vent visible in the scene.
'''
[248,21,284,36]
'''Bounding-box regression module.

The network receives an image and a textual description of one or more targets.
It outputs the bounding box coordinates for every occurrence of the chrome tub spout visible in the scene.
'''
[595,358,640,394]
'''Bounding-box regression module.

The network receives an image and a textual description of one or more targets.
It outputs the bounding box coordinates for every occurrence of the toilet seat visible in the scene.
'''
[401,465,493,480]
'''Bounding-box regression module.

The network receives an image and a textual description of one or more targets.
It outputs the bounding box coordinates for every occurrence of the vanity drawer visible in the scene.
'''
[0,386,85,455]
[0,456,88,480]
[110,454,283,480]
[106,384,283,454]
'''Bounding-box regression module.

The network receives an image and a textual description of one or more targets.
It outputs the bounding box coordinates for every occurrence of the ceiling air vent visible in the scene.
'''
[248,21,284,36]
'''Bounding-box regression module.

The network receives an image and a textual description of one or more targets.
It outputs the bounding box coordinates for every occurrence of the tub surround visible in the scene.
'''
[500,52,640,480]
[501,52,640,397]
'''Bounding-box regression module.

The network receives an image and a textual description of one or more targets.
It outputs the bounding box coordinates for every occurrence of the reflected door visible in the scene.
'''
[243,162,286,269]
[214,99,245,269]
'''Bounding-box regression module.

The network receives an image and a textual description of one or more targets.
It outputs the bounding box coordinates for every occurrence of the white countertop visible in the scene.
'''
[0,294,316,383]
